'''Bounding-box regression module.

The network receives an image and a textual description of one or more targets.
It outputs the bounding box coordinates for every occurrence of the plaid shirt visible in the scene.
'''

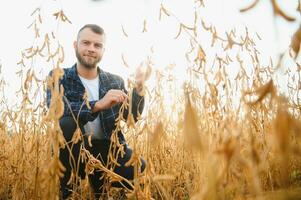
[47,64,144,141]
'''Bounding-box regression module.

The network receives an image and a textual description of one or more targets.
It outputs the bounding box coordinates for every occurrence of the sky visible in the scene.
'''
[0,0,299,104]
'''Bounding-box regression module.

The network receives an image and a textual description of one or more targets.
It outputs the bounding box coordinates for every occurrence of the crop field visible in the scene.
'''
[0,0,301,199]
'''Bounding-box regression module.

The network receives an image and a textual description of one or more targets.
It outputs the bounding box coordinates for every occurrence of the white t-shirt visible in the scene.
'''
[79,75,104,140]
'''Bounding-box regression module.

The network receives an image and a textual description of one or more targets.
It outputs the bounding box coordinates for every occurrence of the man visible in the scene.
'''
[47,24,147,199]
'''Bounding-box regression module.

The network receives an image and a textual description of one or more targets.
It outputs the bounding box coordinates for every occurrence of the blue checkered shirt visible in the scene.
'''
[46,64,144,141]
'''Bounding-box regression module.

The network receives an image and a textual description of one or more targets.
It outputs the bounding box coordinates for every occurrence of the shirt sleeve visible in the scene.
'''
[46,70,98,123]
[62,98,99,123]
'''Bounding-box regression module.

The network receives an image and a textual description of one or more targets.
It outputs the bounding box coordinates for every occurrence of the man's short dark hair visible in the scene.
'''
[77,24,105,39]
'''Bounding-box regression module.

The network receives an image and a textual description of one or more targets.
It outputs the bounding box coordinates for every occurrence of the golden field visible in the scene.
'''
[0,1,301,199]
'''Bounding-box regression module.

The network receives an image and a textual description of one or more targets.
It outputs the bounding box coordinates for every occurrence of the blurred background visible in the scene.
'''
[0,0,299,104]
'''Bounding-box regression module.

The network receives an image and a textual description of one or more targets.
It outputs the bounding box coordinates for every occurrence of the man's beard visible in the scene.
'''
[75,49,100,69]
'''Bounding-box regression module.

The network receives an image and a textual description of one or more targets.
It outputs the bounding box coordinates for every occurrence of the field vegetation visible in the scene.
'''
[0,0,301,199]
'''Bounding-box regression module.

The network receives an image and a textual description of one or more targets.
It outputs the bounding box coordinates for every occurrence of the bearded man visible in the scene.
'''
[47,24,146,199]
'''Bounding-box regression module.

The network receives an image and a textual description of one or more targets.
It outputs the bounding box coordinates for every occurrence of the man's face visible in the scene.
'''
[74,28,105,69]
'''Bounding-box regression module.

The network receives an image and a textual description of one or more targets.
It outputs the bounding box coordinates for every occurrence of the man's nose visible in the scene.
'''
[87,44,96,52]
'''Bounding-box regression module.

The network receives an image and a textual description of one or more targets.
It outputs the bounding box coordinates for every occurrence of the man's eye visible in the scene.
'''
[95,44,103,49]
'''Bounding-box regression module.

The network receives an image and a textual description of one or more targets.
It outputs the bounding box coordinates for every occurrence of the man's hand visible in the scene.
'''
[93,89,128,112]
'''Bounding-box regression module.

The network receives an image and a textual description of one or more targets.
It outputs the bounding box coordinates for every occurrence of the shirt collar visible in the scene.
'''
[66,63,104,80]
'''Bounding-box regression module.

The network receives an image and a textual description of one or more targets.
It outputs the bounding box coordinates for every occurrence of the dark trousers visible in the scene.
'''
[59,117,146,199]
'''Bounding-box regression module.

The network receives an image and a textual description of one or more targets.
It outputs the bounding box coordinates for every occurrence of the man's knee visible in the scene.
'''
[59,116,78,142]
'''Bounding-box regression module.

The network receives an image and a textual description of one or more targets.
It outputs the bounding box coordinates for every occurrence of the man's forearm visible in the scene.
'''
[92,100,104,113]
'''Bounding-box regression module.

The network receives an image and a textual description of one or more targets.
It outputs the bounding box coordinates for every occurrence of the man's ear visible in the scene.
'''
[73,41,77,49]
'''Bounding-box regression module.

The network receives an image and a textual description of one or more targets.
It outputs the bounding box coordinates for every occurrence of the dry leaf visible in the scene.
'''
[150,122,164,147]
[142,19,147,33]
[121,25,128,37]
[290,25,301,59]
[183,95,202,151]
[240,0,260,12]
[271,0,296,22]
[246,79,275,105]
[121,53,130,68]
[53,10,72,24]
